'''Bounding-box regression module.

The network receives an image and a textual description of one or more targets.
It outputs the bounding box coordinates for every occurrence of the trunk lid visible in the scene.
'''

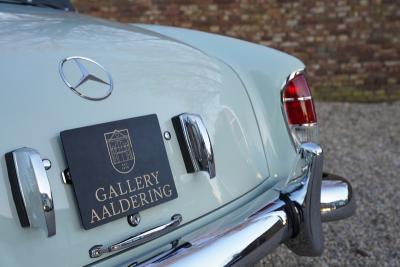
[0,5,269,266]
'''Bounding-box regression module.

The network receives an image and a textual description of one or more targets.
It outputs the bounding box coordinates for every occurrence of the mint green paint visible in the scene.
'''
[0,4,303,266]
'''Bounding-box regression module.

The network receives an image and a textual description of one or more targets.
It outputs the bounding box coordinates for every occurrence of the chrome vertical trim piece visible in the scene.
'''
[172,113,216,178]
[5,148,56,237]
[285,142,324,256]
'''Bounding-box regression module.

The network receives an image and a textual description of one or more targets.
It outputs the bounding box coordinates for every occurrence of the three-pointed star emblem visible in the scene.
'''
[59,56,113,101]
[72,59,110,89]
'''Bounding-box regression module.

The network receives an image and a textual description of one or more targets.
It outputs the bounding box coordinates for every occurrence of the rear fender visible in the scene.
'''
[137,25,306,185]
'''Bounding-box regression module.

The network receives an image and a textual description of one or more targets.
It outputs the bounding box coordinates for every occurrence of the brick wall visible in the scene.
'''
[72,0,399,101]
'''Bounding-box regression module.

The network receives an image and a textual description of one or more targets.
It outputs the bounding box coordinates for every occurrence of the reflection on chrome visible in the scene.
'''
[131,143,355,266]
[321,173,355,222]
[5,147,55,237]
[172,113,216,178]
[89,214,182,258]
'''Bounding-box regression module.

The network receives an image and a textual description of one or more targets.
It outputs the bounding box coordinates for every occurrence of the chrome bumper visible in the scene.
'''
[135,143,355,267]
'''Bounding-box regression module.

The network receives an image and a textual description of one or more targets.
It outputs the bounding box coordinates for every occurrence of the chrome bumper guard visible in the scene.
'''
[134,143,355,267]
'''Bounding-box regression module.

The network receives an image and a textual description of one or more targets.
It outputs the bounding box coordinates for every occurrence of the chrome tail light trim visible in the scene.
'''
[280,69,319,151]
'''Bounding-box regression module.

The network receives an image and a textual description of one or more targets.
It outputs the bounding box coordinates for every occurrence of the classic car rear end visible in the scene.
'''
[0,2,355,266]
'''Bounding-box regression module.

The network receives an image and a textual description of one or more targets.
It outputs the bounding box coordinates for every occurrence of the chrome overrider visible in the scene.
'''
[132,143,355,266]
[172,113,216,179]
[5,147,56,237]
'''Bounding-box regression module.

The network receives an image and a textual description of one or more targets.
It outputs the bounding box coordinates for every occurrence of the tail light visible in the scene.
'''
[282,72,318,149]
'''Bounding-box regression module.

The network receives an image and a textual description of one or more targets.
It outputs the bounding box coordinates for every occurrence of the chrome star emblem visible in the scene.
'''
[59,56,113,101]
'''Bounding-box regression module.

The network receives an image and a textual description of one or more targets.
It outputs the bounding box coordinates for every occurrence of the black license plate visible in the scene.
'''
[61,114,178,230]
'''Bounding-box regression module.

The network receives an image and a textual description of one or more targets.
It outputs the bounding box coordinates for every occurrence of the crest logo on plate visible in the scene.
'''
[104,129,135,174]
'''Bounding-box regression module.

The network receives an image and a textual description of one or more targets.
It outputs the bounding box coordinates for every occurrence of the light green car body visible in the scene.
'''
[0,4,305,266]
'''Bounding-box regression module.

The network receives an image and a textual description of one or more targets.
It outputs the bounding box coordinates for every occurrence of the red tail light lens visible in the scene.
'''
[283,75,317,125]
[282,73,318,148]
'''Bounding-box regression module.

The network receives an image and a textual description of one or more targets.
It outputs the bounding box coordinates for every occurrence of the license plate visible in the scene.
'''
[60,114,178,230]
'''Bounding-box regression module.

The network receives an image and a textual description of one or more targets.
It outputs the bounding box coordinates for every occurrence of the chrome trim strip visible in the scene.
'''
[283,96,313,102]
[284,69,305,84]
[290,122,318,127]
[89,214,182,258]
